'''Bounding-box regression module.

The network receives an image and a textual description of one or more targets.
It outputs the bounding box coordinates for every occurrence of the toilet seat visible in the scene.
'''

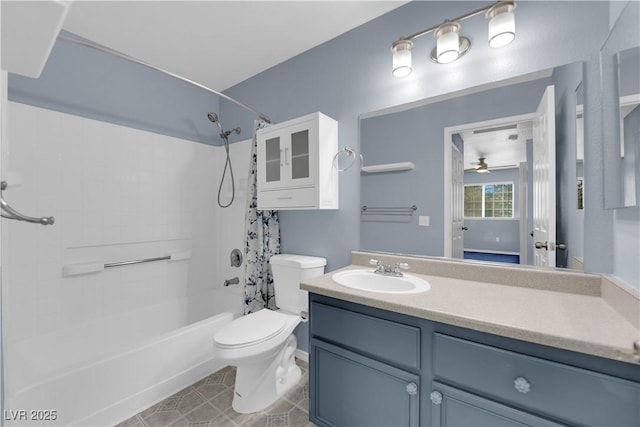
[214,309,287,349]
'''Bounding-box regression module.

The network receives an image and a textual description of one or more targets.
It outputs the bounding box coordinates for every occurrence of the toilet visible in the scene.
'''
[213,254,326,414]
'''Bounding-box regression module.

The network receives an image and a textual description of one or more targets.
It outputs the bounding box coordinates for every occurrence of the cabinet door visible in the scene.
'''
[430,382,565,427]
[258,130,285,190]
[310,339,420,427]
[285,120,316,188]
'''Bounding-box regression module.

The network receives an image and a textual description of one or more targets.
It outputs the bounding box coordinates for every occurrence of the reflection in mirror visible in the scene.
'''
[576,82,584,210]
[360,63,584,270]
[617,47,640,207]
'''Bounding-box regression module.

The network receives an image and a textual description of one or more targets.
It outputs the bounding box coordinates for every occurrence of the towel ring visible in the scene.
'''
[333,146,363,172]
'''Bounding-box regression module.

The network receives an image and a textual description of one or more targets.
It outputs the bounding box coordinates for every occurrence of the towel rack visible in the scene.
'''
[361,205,417,216]
[0,181,55,225]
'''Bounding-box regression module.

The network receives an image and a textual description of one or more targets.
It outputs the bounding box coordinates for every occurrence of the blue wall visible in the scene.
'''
[8,32,222,145]
[221,1,611,277]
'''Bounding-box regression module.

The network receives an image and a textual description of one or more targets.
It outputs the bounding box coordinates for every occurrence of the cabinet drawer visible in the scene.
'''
[311,302,420,369]
[258,186,315,209]
[433,334,640,426]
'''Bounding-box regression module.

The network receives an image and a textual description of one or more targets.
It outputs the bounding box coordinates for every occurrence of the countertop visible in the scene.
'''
[301,253,640,365]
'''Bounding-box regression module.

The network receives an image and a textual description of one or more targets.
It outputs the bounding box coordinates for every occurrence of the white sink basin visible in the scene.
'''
[332,269,430,294]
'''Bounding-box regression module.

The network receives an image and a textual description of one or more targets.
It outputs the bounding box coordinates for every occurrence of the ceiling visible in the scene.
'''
[62,1,407,91]
[459,121,533,172]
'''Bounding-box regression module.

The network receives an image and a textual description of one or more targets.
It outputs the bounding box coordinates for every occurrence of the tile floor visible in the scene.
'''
[116,359,315,427]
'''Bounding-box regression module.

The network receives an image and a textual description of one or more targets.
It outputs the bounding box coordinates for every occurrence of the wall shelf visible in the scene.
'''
[361,162,415,173]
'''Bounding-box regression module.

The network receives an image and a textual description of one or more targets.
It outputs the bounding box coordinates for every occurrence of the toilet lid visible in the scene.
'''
[214,309,287,348]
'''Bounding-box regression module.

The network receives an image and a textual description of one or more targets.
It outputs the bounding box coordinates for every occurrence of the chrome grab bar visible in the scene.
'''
[104,256,171,269]
[0,181,55,225]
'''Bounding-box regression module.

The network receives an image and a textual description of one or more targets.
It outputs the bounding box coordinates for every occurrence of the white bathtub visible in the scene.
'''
[5,288,241,426]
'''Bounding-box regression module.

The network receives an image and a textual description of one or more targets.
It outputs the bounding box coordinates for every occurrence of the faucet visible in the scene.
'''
[369,259,409,277]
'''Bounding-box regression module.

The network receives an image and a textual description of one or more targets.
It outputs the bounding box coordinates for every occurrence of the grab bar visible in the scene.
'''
[361,205,417,216]
[104,256,171,269]
[0,181,55,225]
[62,251,192,277]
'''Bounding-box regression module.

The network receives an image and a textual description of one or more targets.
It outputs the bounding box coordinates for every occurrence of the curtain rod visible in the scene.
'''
[57,35,272,124]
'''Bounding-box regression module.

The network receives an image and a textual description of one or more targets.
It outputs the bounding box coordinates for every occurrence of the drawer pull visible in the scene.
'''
[406,382,418,396]
[514,376,531,394]
[277,196,293,200]
[430,390,443,405]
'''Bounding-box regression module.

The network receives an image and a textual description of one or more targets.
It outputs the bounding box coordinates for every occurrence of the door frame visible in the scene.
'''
[443,112,536,258]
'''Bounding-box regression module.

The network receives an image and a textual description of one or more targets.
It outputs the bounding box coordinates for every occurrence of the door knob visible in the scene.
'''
[534,241,548,250]
[461,226,469,231]
[556,243,567,250]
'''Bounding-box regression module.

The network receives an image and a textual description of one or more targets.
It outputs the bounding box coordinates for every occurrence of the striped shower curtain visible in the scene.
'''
[243,120,280,314]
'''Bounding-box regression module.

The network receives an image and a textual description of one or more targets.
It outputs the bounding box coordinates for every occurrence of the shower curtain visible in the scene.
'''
[243,120,280,314]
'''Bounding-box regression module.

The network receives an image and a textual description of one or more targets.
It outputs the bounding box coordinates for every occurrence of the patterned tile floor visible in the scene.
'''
[116,359,315,427]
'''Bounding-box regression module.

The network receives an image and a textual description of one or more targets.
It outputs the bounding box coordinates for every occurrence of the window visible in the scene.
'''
[464,183,513,218]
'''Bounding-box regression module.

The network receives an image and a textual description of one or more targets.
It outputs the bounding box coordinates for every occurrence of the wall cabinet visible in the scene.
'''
[309,294,640,427]
[257,112,338,210]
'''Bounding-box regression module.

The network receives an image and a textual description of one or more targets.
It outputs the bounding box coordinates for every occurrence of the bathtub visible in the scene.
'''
[4,288,241,426]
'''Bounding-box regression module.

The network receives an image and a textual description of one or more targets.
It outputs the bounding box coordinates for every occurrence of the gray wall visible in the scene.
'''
[359,78,549,256]
[8,31,221,145]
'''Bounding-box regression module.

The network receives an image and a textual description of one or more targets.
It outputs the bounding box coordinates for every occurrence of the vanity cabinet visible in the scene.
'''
[309,294,640,427]
[256,112,338,210]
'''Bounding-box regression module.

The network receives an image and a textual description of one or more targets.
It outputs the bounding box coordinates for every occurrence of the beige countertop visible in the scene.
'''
[301,253,640,365]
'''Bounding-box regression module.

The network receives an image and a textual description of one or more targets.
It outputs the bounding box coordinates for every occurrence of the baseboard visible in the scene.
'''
[295,349,309,363]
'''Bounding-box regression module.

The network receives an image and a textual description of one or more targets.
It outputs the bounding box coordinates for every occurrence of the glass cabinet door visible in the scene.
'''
[265,136,281,183]
[291,129,310,180]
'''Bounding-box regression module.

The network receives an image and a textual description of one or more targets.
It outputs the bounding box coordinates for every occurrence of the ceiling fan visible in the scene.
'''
[472,157,490,173]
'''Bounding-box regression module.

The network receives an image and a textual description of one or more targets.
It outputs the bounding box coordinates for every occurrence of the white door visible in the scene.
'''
[532,85,556,267]
[451,144,464,259]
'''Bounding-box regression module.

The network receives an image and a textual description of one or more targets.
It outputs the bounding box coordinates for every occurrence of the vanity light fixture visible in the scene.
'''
[391,0,516,75]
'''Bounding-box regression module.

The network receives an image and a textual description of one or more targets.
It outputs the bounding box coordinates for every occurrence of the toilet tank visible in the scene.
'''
[270,254,326,314]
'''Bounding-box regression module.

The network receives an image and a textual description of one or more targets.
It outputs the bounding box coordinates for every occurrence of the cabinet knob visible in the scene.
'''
[430,390,443,405]
[514,376,531,394]
[406,382,418,396]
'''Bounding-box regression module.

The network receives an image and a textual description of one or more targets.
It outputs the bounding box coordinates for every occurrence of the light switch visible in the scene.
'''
[419,216,430,226]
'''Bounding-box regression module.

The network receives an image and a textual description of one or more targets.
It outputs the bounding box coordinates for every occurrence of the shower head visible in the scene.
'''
[207,112,219,123]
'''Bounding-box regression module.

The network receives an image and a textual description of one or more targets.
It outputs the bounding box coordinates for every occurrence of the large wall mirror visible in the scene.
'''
[360,62,584,270]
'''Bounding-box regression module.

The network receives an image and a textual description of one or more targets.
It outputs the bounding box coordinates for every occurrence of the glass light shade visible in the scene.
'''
[435,22,461,64]
[487,2,516,48]
[391,40,413,77]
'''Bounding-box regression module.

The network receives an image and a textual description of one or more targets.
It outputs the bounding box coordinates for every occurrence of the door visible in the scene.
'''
[532,86,556,267]
[451,144,465,259]
[311,339,420,427]
[430,382,564,427]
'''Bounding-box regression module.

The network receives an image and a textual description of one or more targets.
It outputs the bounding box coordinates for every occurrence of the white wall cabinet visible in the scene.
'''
[257,112,338,210]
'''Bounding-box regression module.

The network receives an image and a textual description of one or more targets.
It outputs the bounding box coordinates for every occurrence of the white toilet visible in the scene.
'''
[213,254,326,414]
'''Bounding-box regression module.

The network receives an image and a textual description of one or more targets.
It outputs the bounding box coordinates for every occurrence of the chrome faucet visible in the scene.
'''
[369,259,409,277]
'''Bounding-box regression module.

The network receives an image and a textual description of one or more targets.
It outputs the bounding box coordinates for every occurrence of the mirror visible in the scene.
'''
[360,62,583,269]
[602,1,640,209]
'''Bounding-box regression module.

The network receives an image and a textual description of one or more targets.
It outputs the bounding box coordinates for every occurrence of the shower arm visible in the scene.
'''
[56,35,272,124]
[0,181,55,225]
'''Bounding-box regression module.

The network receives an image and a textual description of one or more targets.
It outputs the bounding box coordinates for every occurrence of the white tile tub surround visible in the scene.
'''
[1,102,252,425]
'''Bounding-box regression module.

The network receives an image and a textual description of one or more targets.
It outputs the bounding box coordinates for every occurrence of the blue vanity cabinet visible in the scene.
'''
[309,300,422,426]
[309,294,640,427]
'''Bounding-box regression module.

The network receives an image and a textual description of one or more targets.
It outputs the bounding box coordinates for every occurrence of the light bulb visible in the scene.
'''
[391,40,413,77]
[487,1,516,48]
[435,22,461,64]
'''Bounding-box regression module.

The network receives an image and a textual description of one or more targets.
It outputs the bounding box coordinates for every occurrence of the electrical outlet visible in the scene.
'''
[419,216,430,226]
[496,237,500,242]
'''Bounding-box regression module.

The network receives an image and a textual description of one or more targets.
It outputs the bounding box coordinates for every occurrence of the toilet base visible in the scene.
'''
[231,334,301,414]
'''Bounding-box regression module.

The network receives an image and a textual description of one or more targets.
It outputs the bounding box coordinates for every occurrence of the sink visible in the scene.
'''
[332,269,430,294]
